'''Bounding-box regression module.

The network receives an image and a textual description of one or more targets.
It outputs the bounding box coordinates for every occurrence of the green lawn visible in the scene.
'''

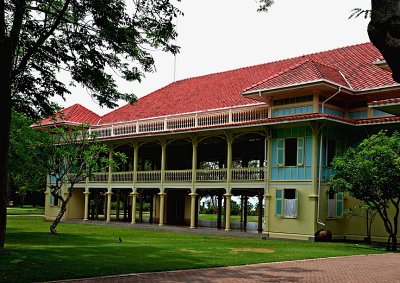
[199,213,258,222]
[6,206,45,215]
[1,217,384,282]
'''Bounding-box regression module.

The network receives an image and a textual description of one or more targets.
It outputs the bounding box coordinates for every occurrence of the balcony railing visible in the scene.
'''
[137,171,162,182]
[89,173,108,183]
[196,169,227,182]
[232,167,265,181]
[111,172,133,183]
[90,104,267,138]
[67,167,267,185]
[165,170,192,182]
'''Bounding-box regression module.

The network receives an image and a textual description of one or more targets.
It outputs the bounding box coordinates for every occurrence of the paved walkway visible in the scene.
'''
[56,253,400,283]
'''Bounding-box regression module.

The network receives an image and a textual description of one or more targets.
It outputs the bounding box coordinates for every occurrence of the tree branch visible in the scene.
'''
[9,0,26,60]
[13,0,71,79]
[0,0,5,38]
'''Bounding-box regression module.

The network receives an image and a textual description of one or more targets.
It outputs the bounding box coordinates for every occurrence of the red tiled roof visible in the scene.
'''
[39,104,100,126]
[242,59,350,93]
[368,98,400,106]
[99,42,396,125]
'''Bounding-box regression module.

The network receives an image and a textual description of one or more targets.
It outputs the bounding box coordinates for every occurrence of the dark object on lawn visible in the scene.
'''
[315,229,332,242]
[119,237,122,243]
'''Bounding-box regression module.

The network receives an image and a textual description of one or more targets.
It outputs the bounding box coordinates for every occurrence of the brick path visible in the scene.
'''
[56,253,400,283]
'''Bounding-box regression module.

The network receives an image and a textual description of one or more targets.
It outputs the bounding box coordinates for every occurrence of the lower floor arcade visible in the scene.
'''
[60,185,265,233]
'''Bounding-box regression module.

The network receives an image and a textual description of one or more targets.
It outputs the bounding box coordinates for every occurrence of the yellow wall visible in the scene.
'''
[268,186,317,241]
[344,196,399,242]
[318,186,345,239]
[66,188,85,219]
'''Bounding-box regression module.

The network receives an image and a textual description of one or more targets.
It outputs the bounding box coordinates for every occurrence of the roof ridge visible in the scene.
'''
[171,42,372,85]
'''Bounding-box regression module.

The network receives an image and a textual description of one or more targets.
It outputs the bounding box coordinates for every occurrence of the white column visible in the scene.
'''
[224,192,232,231]
[83,189,90,221]
[106,190,112,222]
[161,139,167,184]
[159,191,166,226]
[130,190,138,224]
[189,192,197,229]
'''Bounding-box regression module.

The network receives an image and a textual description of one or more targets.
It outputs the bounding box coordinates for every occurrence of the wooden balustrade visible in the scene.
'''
[89,105,268,139]
[111,172,133,183]
[67,167,267,185]
[137,171,162,182]
[196,169,227,182]
[165,170,192,182]
[88,173,108,183]
[232,167,266,181]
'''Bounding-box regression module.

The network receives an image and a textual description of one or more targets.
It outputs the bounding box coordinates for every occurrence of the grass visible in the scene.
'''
[1,217,384,283]
[199,213,258,222]
[6,206,45,215]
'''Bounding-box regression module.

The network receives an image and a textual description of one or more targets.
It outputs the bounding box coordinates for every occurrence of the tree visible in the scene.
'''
[344,204,378,244]
[47,125,126,234]
[0,0,181,249]
[9,110,51,206]
[330,131,400,251]
[258,0,400,84]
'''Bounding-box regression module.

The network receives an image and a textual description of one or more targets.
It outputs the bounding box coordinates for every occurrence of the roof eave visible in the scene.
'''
[241,80,353,96]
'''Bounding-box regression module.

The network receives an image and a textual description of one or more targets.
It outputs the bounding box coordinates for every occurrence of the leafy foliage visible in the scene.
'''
[47,125,126,233]
[349,8,372,19]
[257,0,274,12]
[330,131,400,251]
[4,0,182,119]
[0,0,181,248]
[9,110,51,198]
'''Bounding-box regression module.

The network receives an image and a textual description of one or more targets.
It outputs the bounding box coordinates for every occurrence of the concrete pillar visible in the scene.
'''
[189,192,197,229]
[224,192,232,231]
[161,140,167,183]
[106,190,113,222]
[191,138,198,184]
[130,191,138,224]
[83,189,90,221]
[159,191,166,226]
[244,195,248,231]
[226,134,233,182]
[240,195,244,223]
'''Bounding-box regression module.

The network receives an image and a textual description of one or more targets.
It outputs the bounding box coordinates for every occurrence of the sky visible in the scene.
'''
[54,0,371,115]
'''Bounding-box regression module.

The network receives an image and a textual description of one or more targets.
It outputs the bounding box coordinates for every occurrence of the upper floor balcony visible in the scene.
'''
[90,104,268,139]
[79,167,267,185]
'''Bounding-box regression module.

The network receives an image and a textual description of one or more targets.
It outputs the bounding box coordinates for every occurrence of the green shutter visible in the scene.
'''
[297,138,304,166]
[277,139,284,166]
[294,189,299,217]
[276,189,283,216]
[336,192,343,218]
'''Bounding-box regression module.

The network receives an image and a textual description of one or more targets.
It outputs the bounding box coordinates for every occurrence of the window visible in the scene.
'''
[277,138,304,167]
[327,190,343,219]
[326,139,337,167]
[276,188,298,218]
[327,190,335,218]
[285,138,297,166]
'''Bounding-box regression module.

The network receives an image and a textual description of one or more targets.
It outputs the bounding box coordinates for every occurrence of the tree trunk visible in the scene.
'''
[391,234,398,251]
[0,45,13,250]
[368,0,400,83]
[50,193,72,234]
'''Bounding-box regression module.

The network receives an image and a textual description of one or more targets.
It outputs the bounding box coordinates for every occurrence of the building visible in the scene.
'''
[37,42,400,241]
